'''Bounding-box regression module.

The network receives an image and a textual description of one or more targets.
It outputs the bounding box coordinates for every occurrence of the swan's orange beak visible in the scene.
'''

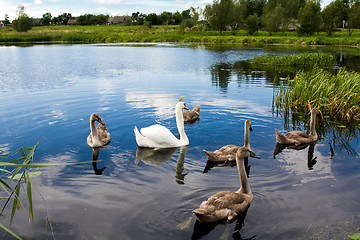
[184,105,189,110]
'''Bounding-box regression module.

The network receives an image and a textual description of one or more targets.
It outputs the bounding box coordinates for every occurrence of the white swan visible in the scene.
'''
[87,113,111,148]
[134,98,189,148]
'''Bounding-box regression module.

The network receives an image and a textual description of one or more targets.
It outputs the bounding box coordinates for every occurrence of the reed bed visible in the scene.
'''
[274,67,360,121]
[251,52,336,68]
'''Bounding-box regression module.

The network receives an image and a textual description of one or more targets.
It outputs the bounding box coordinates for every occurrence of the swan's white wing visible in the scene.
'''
[137,124,179,148]
[134,126,159,148]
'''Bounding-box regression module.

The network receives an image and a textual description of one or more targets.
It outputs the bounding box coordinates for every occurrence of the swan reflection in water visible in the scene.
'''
[273,142,317,170]
[203,158,251,178]
[191,207,256,240]
[135,146,189,184]
[91,147,106,175]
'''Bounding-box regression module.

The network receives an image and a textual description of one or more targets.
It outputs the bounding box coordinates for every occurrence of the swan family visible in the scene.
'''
[87,99,320,223]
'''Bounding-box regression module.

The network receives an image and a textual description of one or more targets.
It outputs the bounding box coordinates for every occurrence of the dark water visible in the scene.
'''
[0,43,359,240]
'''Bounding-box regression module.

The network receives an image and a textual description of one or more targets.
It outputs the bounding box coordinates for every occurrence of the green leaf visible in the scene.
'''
[0,178,13,191]
[9,171,42,180]
[0,161,89,168]
[0,222,22,240]
[25,170,34,223]
[336,125,346,128]
[349,233,360,240]
[10,182,21,227]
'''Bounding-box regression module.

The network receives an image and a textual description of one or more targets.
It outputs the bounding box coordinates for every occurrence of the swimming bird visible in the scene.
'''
[87,113,111,148]
[192,146,260,223]
[183,105,200,124]
[275,108,319,145]
[134,98,189,148]
[203,120,253,162]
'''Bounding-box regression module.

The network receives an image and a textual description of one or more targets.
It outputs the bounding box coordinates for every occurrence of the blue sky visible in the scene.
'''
[1,0,333,21]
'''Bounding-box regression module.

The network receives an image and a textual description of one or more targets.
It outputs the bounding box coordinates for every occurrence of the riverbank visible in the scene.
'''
[1,25,360,46]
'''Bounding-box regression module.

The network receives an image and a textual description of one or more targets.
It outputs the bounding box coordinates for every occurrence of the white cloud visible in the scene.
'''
[34,0,43,4]
[93,0,124,4]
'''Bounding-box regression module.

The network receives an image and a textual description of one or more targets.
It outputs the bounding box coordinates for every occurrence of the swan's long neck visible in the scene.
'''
[175,103,189,145]
[310,111,317,137]
[237,155,251,195]
[244,121,250,148]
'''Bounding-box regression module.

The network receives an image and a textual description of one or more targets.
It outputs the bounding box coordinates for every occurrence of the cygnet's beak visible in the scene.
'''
[250,150,261,159]
[98,119,105,125]
[249,125,253,132]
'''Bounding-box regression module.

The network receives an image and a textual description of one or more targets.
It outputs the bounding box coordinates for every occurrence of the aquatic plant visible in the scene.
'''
[274,67,360,121]
[250,52,336,68]
[349,232,360,240]
[0,142,85,239]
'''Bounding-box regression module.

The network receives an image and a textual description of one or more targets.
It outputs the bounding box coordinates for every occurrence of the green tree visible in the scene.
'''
[245,13,260,35]
[131,12,146,25]
[172,11,183,25]
[12,5,32,32]
[322,0,346,35]
[348,2,360,36]
[160,11,173,25]
[181,9,191,19]
[297,1,321,35]
[262,4,285,33]
[204,0,236,34]
[3,13,10,24]
[237,0,265,21]
[145,13,161,25]
[53,12,72,25]
[42,12,52,26]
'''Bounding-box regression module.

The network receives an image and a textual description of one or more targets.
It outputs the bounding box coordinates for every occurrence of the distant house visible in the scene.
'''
[0,21,4,28]
[32,18,42,26]
[107,16,131,25]
[67,18,77,25]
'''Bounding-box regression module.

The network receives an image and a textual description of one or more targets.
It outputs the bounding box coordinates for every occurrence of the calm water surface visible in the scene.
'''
[0,43,359,240]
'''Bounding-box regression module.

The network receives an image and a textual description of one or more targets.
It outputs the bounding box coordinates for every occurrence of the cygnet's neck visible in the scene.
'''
[310,111,317,137]
[244,120,251,147]
[90,119,101,146]
[236,155,251,195]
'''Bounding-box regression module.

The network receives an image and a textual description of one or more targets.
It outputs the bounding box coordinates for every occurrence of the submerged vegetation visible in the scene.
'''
[1,25,360,46]
[274,67,360,121]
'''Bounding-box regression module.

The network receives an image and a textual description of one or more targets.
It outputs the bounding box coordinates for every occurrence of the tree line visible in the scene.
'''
[6,0,360,37]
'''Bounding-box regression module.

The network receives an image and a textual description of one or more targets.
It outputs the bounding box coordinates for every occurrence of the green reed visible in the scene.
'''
[274,67,360,121]
[251,52,336,68]
[0,142,86,239]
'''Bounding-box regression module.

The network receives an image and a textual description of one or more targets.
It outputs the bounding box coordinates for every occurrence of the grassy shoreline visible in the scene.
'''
[1,25,360,46]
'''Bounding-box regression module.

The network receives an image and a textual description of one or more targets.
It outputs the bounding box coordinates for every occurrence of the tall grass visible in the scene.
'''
[1,25,360,45]
[251,52,336,68]
[274,67,360,121]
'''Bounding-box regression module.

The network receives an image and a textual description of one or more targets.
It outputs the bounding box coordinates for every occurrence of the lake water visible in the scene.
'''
[0,43,359,240]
